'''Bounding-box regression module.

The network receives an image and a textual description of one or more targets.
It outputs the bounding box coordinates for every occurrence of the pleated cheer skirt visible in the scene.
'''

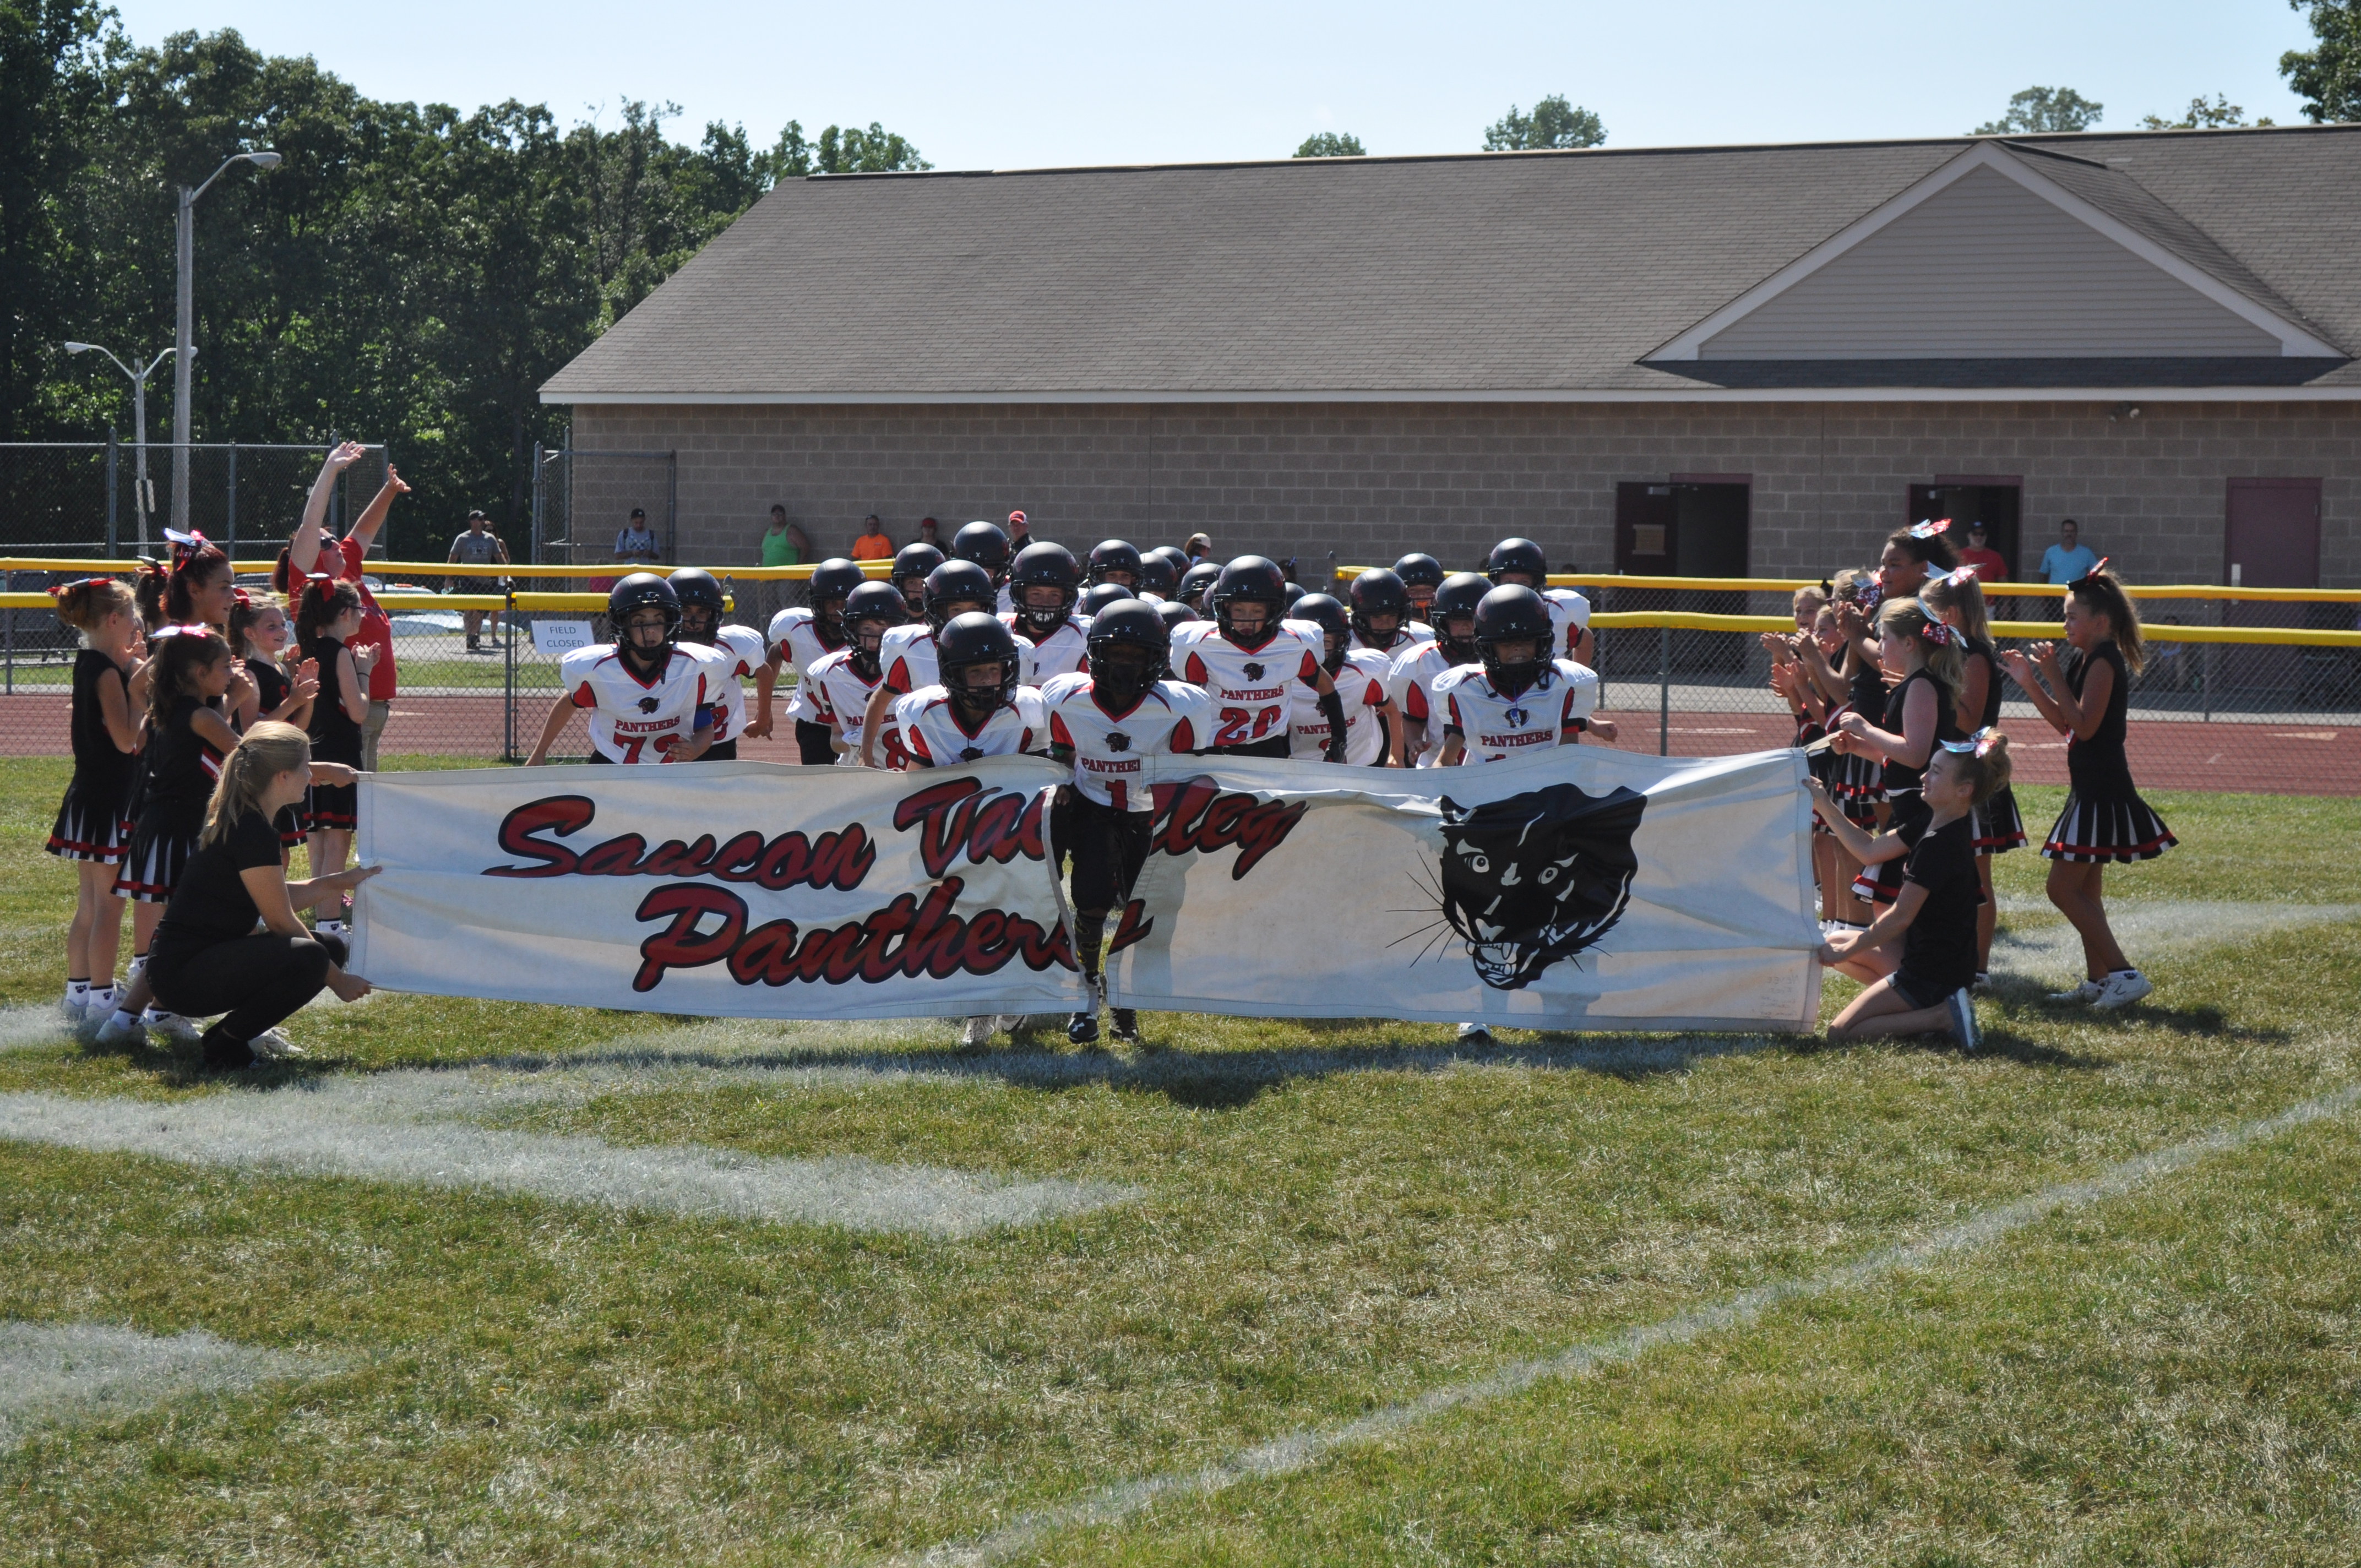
[2041,792,2177,864]
[46,776,134,864]
[115,815,198,905]
[1971,785,2028,856]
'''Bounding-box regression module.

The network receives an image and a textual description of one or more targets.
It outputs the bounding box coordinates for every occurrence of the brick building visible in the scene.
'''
[543,128,2361,591]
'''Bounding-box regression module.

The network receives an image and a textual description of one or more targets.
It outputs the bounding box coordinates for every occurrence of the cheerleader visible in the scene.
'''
[1832,597,1965,907]
[2000,565,2172,1009]
[131,532,257,727]
[96,627,243,1046]
[1806,732,2012,1049]
[46,579,143,1025]
[228,592,321,853]
[1922,567,2023,982]
[1878,517,1962,597]
[1822,569,1887,928]
[295,577,375,928]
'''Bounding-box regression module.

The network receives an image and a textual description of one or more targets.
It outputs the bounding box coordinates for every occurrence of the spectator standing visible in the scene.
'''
[852,514,894,560]
[917,516,942,549]
[446,510,510,652]
[759,504,812,624]
[284,444,403,771]
[2039,518,2099,586]
[1958,521,2009,582]
[614,508,661,568]
[1184,532,1214,563]
[1007,510,1032,549]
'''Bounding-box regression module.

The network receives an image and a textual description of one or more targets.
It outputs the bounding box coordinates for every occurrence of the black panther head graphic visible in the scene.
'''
[1241,661,1265,682]
[637,696,661,714]
[1433,782,1646,989]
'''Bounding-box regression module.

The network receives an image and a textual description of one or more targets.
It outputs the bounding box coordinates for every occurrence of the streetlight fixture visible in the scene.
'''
[172,148,281,533]
[66,341,186,551]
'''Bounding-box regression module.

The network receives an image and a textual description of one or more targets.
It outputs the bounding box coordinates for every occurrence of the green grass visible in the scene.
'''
[0,760,2353,1564]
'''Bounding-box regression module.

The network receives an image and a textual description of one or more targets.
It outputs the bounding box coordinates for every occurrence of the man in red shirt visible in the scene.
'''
[1957,520,2009,582]
[285,442,405,769]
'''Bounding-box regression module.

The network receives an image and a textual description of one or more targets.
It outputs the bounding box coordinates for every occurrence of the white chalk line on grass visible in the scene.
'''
[1989,901,2359,986]
[901,1079,2361,1567]
[0,1320,334,1449]
[0,1091,1133,1240]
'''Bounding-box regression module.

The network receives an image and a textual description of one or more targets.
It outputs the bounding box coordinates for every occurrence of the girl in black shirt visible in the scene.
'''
[230,592,320,850]
[296,577,374,931]
[45,578,143,1025]
[2002,568,2174,1011]
[1833,598,1963,907]
[1922,567,2025,984]
[148,721,376,1070]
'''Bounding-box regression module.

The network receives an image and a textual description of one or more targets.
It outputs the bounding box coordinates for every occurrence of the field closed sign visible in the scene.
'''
[530,619,596,655]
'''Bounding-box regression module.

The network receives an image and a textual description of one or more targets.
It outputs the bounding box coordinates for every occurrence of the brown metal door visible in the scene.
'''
[2222,478,2321,697]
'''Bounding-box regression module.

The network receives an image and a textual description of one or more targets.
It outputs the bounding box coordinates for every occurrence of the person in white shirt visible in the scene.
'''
[1286,593,1403,765]
[758,557,866,765]
[1391,572,1489,767]
[802,580,910,764]
[1040,600,1214,1045]
[526,574,725,765]
[1430,585,1618,766]
[1168,556,1348,762]
[1485,537,1594,668]
[1003,541,1091,683]
[858,560,997,765]
[667,568,765,761]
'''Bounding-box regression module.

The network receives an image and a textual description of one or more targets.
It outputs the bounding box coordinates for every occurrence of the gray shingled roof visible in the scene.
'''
[541,126,2361,401]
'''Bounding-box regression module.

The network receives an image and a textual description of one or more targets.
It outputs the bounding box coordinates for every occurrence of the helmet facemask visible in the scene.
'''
[850,616,893,679]
[1482,635,1546,699]
[1091,641,1155,707]
[1017,582,1071,636]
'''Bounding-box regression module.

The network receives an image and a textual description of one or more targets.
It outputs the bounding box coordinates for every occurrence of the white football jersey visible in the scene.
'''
[1041,673,1214,812]
[883,684,1048,769]
[559,641,729,764]
[1389,640,1475,767]
[1544,589,1591,662]
[879,623,938,696]
[1003,612,1091,683]
[1289,649,1393,765]
[1433,659,1599,764]
[799,647,887,765]
[688,624,764,742]
[765,606,848,723]
[1170,620,1325,751]
[1348,619,1434,658]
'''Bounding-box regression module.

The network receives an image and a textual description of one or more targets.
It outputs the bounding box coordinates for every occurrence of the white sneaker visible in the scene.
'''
[991,1014,1024,1034]
[1945,988,1981,1052]
[61,993,88,1025]
[94,1010,145,1047]
[960,1015,994,1047]
[1456,1022,1494,1043]
[142,1009,203,1044]
[2049,978,2104,1004]
[2092,970,2153,1011]
[249,1028,306,1060]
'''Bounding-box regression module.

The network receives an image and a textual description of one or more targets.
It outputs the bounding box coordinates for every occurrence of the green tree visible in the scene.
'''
[1293,132,1365,157]
[1482,95,1605,150]
[2282,0,2361,122]
[815,122,929,173]
[2140,93,2272,129]
[1973,85,2104,134]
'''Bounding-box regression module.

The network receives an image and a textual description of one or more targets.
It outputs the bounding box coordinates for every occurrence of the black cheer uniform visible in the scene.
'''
[1852,666,1962,905]
[47,649,138,863]
[116,696,225,903]
[1961,635,2025,854]
[1890,813,1980,1010]
[302,635,365,830]
[2042,639,2176,863]
[148,805,347,1061]
[248,657,313,846]
[1829,654,1889,826]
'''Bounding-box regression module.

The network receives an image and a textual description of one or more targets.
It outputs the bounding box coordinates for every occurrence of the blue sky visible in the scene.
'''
[108,0,2323,168]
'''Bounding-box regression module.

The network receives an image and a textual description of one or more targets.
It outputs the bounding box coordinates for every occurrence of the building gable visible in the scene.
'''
[1652,144,2342,363]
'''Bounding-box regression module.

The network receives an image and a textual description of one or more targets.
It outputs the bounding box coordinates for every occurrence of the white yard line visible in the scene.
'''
[0,1091,1132,1240]
[1989,901,2359,984]
[0,1320,333,1449]
[902,1079,2361,1567]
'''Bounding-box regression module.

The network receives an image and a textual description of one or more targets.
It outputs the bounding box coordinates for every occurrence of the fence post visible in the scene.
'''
[105,427,119,557]
[2203,644,2215,724]
[5,585,14,695]
[530,442,544,568]
[225,444,238,558]
[1657,624,1671,757]
[503,588,518,763]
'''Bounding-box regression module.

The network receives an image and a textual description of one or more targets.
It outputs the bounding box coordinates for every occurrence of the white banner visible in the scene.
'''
[353,759,1088,1020]
[1107,747,1821,1032]
[352,748,1819,1031]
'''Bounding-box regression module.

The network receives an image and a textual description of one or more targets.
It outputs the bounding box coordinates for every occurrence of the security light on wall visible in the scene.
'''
[2109,403,2144,422]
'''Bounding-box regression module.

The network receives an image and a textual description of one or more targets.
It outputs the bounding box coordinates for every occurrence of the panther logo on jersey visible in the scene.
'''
[637,696,661,714]
[1433,782,1646,989]
[1241,661,1265,682]
[1105,732,1130,753]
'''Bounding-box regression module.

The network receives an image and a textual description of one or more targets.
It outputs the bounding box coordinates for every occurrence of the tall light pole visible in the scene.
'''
[172,148,281,533]
[66,342,183,551]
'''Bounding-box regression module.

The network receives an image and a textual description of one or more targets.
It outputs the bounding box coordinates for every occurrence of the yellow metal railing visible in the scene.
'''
[1331,565,2361,604]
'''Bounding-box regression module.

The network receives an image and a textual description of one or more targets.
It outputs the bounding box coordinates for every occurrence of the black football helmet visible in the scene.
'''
[1281,580,1307,609]
[1177,559,1221,609]
[668,567,727,641]
[807,557,868,641]
[1348,568,1413,647]
[935,611,1021,718]
[1394,552,1444,594]
[922,559,996,630]
[607,573,681,657]
[951,520,1011,581]
[1009,541,1081,634]
[1084,598,1169,706]
[1136,553,1178,597]
[1430,571,1490,664]
[841,579,906,678]
[1210,555,1289,640]
[1290,591,1350,673]
[1087,539,1143,588]
[1485,537,1549,586]
[1146,545,1192,581]
[1474,584,1554,698]
[1078,581,1132,620]
[1154,598,1200,631]
[888,544,942,612]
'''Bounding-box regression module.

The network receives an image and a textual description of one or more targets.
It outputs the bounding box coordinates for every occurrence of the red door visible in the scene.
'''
[2222,478,2321,695]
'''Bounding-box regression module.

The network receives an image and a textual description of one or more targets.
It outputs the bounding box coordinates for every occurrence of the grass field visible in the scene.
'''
[0,755,2354,1565]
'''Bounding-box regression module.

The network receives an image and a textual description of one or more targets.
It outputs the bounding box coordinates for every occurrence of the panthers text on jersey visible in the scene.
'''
[698,624,765,741]
[1289,648,1393,765]
[883,684,1048,768]
[765,606,846,723]
[1039,672,1214,812]
[1388,639,1475,767]
[1169,619,1325,751]
[1002,612,1091,683]
[559,641,728,763]
[797,647,887,764]
[1432,658,1600,764]
[1348,619,1434,657]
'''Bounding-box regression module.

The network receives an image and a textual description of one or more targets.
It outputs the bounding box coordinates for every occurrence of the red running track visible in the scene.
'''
[0,694,2348,795]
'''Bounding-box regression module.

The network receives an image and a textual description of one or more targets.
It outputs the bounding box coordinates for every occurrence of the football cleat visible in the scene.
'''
[1109,1009,1140,1044]
[1456,1022,1494,1044]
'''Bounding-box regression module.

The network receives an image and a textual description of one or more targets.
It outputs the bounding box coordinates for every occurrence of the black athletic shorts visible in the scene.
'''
[1066,793,1153,913]
[795,718,835,766]
[701,738,738,761]
[1218,734,1292,760]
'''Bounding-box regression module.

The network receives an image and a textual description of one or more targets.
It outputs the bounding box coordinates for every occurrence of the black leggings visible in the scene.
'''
[795,718,836,766]
[148,932,347,1044]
